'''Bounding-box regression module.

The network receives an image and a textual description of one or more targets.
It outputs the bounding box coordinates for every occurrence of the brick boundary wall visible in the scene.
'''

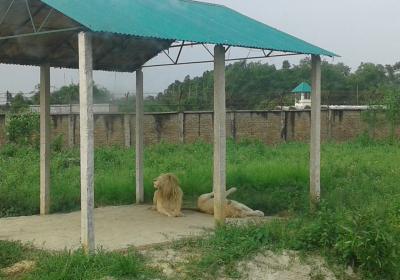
[0,109,398,147]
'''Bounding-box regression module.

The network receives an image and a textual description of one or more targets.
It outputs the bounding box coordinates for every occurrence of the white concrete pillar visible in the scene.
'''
[78,31,95,253]
[136,69,144,204]
[310,55,321,210]
[213,45,226,225]
[40,63,51,215]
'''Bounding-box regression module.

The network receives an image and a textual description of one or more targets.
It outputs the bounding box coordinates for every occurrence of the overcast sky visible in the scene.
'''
[1,0,399,96]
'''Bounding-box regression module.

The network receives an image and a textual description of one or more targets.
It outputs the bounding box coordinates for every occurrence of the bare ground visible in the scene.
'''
[142,247,358,280]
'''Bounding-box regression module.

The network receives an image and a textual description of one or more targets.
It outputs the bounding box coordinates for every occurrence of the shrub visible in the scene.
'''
[6,113,40,147]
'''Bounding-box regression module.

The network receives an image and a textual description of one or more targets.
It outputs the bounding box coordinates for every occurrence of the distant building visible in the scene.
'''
[292,82,312,109]
[0,92,9,106]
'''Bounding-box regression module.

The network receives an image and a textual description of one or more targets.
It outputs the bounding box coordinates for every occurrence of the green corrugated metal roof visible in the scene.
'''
[41,0,337,57]
[292,82,312,93]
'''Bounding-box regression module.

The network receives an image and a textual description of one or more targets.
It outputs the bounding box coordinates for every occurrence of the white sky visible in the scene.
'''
[0,0,399,96]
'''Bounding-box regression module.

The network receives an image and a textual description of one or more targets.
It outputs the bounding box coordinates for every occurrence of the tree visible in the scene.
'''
[10,93,30,113]
[50,83,112,104]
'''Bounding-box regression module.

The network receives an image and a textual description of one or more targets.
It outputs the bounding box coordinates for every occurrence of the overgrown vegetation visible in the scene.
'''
[1,140,400,279]
[5,113,39,147]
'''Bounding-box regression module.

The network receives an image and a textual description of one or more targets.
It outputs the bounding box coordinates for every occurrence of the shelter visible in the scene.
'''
[293,82,312,108]
[0,0,337,252]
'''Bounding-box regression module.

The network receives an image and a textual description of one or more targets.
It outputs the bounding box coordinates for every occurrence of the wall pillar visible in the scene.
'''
[328,107,333,140]
[230,111,236,141]
[280,110,287,142]
[136,69,144,203]
[124,114,131,148]
[178,112,184,143]
[213,45,226,225]
[78,32,95,253]
[68,114,75,148]
[40,63,51,215]
[310,55,322,210]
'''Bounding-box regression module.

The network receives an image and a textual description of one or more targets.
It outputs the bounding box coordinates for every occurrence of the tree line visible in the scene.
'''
[2,58,400,113]
[148,58,400,111]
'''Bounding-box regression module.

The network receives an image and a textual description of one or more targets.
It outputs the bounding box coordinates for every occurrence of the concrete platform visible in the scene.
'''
[0,205,215,251]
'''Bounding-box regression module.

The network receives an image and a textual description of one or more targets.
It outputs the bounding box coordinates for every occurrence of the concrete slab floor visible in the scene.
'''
[0,205,216,251]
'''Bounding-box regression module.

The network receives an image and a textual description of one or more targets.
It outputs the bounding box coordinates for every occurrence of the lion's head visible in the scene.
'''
[154,173,182,201]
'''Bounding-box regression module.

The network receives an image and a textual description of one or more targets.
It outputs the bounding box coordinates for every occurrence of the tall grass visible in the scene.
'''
[1,140,399,216]
[0,241,163,280]
[1,139,400,279]
[0,140,312,216]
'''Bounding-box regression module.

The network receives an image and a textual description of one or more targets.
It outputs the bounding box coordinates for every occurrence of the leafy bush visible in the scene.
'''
[5,113,39,147]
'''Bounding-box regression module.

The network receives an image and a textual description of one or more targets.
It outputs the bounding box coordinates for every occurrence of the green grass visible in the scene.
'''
[0,241,163,280]
[1,139,400,279]
[0,140,311,216]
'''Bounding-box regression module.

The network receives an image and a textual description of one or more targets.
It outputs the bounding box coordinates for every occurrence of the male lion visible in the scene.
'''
[198,187,264,218]
[152,173,184,217]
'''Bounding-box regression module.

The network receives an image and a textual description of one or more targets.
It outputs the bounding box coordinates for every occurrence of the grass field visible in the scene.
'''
[1,139,400,279]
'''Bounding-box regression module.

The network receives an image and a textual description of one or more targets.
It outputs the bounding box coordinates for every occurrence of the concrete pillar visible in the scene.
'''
[40,63,51,215]
[310,55,321,210]
[213,45,226,225]
[178,112,184,143]
[78,32,95,253]
[230,111,236,141]
[124,114,131,148]
[136,69,144,204]
[328,107,333,140]
[280,110,287,142]
[68,114,75,148]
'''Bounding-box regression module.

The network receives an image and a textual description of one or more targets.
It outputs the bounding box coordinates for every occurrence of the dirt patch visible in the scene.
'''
[144,248,191,277]
[142,246,356,280]
[234,250,337,280]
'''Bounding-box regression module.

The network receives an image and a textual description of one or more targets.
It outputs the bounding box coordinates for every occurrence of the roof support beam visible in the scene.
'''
[310,55,321,211]
[37,8,54,32]
[0,0,16,26]
[162,50,175,64]
[40,63,51,215]
[169,42,201,48]
[143,52,301,68]
[135,69,144,204]
[0,27,81,41]
[78,31,95,254]
[213,45,226,225]
[175,41,185,64]
[25,0,36,32]
[202,44,214,58]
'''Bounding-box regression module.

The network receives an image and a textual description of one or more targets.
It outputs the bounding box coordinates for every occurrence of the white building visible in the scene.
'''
[292,82,312,109]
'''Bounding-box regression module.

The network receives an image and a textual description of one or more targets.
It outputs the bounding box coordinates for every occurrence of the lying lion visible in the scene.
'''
[152,173,184,217]
[198,187,264,218]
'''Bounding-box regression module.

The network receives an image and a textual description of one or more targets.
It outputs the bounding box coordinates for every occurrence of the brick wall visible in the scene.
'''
[0,109,398,147]
[0,114,5,146]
